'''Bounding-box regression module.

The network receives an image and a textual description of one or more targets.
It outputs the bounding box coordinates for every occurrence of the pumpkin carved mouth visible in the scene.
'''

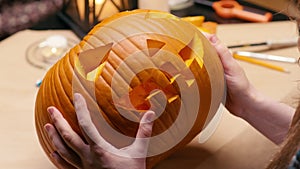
[75,35,201,110]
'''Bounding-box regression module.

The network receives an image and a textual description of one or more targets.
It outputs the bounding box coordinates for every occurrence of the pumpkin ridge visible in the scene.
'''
[34,94,53,162]
[58,55,74,102]
[102,62,132,98]
[47,66,63,113]
[62,53,76,97]
[57,57,76,111]
[100,67,115,91]
[83,34,106,49]
[52,60,78,127]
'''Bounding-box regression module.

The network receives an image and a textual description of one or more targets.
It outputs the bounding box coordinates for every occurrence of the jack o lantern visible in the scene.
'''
[35,9,225,169]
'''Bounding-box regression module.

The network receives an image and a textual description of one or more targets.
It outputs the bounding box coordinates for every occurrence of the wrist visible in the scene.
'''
[238,84,263,121]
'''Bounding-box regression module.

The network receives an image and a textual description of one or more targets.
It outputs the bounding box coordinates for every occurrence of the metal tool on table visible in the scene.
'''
[228,38,298,64]
[228,38,298,50]
[194,0,273,22]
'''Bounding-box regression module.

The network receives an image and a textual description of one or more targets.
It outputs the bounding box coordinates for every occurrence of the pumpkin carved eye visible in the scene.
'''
[34,9,226,169]
[75,43,112,79]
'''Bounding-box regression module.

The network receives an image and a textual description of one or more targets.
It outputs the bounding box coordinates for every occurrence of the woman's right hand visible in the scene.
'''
[204,33,257,119]
[204,33,294,144]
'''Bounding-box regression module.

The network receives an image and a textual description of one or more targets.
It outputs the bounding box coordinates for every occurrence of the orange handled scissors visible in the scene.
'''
[194,0,272,22]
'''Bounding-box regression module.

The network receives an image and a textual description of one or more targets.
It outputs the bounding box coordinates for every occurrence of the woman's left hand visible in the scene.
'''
[44,93,155,169]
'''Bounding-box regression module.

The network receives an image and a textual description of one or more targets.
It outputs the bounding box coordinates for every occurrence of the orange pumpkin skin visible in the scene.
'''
[35,9,225,168]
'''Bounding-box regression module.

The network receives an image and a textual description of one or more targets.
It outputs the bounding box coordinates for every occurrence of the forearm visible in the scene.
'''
[241,85,295,145]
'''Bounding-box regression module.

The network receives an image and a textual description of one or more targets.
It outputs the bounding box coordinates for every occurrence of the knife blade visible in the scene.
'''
[228,38,298,49]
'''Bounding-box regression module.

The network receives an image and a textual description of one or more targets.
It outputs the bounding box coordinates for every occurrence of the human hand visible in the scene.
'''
[204,33,295,144]
[204,33,257,118]
[44,93,155,169]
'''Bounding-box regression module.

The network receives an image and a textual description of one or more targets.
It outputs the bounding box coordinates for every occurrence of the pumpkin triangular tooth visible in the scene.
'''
[78,43,113,75]
[178,44,192,61]
[178,33,204,67]
[185,79,195,87]
[146,90,162,100]
[168,95,179,104]
[146,39,165,57]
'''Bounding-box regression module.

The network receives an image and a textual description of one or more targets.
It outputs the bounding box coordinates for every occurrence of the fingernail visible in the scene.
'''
[50,151,58,158]
[47,107,54,116]
[44,124,50,132]
[74,93,80,101]
[210,35,218,44]
[144,111,155,123]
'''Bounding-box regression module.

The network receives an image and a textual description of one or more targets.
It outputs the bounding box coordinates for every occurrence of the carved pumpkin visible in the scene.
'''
[35,9,225,168]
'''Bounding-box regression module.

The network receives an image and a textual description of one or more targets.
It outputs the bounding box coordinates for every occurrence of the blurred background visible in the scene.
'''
[0,0,295,40]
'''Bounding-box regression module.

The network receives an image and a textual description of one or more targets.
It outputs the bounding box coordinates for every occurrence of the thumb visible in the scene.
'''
[136,111,155,138]
[128,111,155,158]
[207,35,241,75]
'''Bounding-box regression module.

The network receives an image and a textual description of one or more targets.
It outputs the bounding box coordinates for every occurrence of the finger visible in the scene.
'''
[208,35,242,75]
[47,107,88,157]
[131,111,155,156]
[201,31,213,39]
[209,35,234,62]
[74,93,116,151]
[44,123,82,168]
[50,151,78,169]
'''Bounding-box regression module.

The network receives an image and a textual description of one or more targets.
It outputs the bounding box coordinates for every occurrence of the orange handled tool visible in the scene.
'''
[194,0,272,22]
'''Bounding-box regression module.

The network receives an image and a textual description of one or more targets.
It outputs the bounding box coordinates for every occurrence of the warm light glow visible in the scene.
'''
[77,0,85,21]
[95,0,105,18]
[51,48,57,54]
[98,0,121,21]
[95,0,105,5]
[77,0,105,23]
[76,0,121,24]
